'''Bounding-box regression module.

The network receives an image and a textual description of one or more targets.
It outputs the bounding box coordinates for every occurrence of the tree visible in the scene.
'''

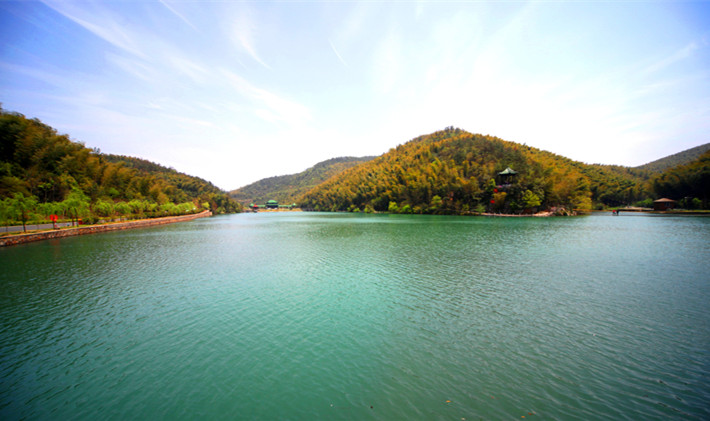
[7,192,38,232]
[429,195,443,213]
[491,192,507,213]
[93,199,114,219]
[128,199,147,217]
[37,201,61,219]
[521,189,541,213]
[1,197,13,232]
[177,202,196,214]
[62,188,90,226]
[115,201,131,219]
[159,202,177,215]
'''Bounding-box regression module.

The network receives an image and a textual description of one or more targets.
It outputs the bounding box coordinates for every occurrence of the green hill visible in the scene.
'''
[299,128,654,214]
[230,156,374,205]
[103,154,230,205]
[651,150,710,208]
[636,143,710,173]
[0,108,240,228]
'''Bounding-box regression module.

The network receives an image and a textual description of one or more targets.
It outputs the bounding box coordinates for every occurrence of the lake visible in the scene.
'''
[1,212,709,420]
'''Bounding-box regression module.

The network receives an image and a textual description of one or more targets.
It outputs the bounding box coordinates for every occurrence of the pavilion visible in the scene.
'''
[653,198,677,211]
[498,167,518,185]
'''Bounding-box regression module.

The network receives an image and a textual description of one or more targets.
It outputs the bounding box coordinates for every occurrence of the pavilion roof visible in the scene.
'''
[498,167,518,175]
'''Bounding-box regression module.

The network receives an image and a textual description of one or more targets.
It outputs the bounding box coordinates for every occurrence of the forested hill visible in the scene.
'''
[635,142,710,173]
[0,109,241,218]
[104,154,227,203]
[299,128,656,214]
[230,156,374,205]
[651,150,710,207]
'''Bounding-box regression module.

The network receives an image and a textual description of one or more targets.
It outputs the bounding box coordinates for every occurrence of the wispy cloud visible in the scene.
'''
[158,112,214,128]
[329,2,372,46]
[159,0,198,32]
[166,55,209,84]
[0,61,69,88]
[643,42,700,75]
[43,0,217,90]
[221,69,310,126]
[41,1,149,60]
[230,7,271,69]
[329,40,348,67]
[106,53,155,82]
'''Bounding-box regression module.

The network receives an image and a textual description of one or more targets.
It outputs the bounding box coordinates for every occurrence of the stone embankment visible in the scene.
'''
[481,211,554,217]
[0,210,212,247]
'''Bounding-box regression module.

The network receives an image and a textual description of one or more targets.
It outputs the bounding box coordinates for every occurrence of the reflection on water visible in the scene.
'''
[1,212,709,420]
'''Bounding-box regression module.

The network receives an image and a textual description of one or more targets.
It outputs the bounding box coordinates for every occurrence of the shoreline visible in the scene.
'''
[481,211,554,217]
[591,209,710,215]
[0,210,212,248]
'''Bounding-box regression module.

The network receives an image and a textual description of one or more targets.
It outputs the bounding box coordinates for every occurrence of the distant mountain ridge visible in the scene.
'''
[230,156,375,205]
[636,143,710,172]
[232,129,709,213]
[299,128,655,213]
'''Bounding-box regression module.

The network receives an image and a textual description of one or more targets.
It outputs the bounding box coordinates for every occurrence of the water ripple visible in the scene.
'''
[1,213,709,420]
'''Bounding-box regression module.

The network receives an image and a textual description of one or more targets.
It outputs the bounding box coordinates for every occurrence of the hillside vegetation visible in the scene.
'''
[636,142,710,173]
[2,106,706,228]
[299,128,659,214]
[103,154,236,209]
[0,109,240,230]
[230,156,374,205]
[651,150,710,208]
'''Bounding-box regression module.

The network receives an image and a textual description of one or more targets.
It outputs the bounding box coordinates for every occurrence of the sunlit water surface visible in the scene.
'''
[1,212,709,420]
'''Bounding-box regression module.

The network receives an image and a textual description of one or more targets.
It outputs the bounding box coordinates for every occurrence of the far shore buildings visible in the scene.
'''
[249,200,298,211]
[653,198,677,211]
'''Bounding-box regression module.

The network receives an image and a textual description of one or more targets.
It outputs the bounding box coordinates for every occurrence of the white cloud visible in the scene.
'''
[42,1,149,60]
[220,69,311,126]
[329,2,373,46]
[166,55,209,84]
[229,7,271,69]
[106,53,155,82]
[158,0,198,32]
[643,42,699,76]
[0,61,69,88]
[329,40,348,67]
[43,0,209,87]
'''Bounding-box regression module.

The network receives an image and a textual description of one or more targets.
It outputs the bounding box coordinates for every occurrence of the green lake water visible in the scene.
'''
[1,212,709,420]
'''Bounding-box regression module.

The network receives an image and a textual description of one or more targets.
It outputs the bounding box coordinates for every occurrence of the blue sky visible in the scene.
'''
[1,0,709,190]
